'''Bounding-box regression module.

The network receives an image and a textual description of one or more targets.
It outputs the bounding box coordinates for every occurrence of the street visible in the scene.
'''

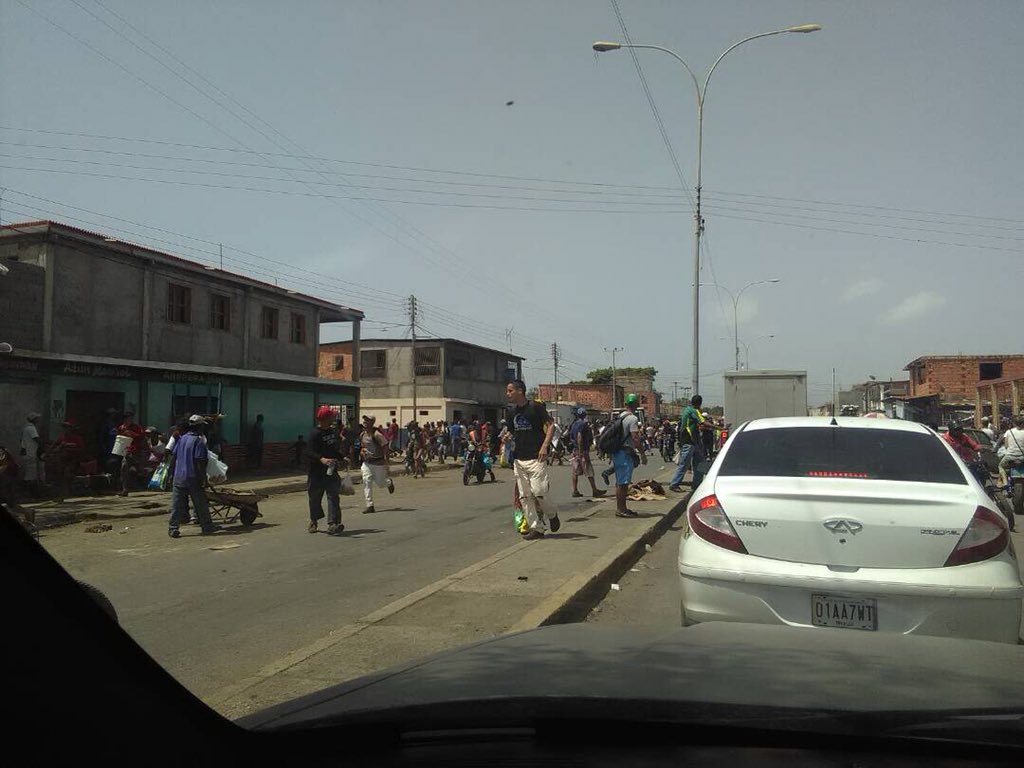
[37,457,679,716]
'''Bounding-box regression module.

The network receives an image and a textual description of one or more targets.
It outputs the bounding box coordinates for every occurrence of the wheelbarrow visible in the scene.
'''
[204,486,267,526]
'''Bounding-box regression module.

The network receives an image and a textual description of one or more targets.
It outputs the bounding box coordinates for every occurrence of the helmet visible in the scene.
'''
[624,393,639,406]
[575,406,587,417]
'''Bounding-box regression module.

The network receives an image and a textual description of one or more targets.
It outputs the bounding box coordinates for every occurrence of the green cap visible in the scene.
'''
[624,393,639,406]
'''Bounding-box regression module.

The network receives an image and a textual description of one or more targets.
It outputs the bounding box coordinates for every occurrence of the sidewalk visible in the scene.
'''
[209,462,694,720]
[21,460,466,529]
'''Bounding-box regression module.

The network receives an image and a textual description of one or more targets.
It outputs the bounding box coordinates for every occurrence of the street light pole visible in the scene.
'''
[703,279,780,370]
[593,24,820,398]
[604,346,624,418]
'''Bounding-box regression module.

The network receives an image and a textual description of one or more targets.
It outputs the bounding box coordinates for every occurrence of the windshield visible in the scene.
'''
[719,427,967,484]
[2,0,1022,735]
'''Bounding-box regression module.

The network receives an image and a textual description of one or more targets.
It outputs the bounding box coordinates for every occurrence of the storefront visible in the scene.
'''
[0,351,359,471]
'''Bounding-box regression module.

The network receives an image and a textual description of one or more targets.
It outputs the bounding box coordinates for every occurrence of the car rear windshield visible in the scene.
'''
[719,427,967,484]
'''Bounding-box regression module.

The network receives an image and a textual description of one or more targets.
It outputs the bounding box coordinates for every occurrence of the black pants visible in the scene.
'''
[308,474,341,525]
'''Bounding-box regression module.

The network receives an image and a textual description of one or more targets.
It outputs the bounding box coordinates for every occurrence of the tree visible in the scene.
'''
[584,366,658,385]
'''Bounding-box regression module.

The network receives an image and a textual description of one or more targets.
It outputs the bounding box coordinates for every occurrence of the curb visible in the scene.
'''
[509,491,691,631]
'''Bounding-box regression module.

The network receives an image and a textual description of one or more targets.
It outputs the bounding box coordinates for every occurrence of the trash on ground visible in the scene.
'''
[645,544,652,552]
[630,568,640,572]
[627,479,666,501]
[610,583,621,591]
[118,526,131,534]
[84,523,113,533]
[207,543,241,551]
[517,576,529,581]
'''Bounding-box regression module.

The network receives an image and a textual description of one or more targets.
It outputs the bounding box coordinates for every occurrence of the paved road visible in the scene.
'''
[37,458,635,703]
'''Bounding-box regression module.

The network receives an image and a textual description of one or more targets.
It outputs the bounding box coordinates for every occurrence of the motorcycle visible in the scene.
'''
[969,454,1015,531]
[462,442,494,485]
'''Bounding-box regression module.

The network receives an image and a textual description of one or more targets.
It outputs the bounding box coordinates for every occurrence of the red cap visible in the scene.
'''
[316,405,334,421]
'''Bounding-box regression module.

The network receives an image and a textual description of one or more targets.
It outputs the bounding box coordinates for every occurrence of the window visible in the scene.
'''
[261,307,278,339]
[719,427,966,485]
[448,348,472,378]
[167,283,191,324]
[419,410,429,417]
[414,346,440,376]
[290,313,307,344]
[210,294,230,331]
[979,362,1003,381]
[333,355,345,371]
[389,410,396,417]
[361,349,387,378]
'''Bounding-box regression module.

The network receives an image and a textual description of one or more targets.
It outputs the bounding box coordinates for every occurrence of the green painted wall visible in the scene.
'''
[246,388,315,442]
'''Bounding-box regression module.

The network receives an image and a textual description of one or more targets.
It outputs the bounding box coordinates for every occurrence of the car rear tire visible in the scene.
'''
[76,580,118,624]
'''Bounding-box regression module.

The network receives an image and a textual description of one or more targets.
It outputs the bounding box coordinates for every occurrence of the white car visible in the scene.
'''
[679,417,1023,643]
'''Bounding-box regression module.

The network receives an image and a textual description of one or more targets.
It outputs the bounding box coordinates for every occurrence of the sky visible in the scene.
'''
[2,0,1022,407]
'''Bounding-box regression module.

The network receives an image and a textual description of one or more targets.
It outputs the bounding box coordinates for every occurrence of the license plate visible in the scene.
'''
[811,594,877,631]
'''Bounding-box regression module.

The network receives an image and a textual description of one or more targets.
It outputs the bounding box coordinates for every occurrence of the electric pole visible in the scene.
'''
[672,381,679,403]
[604,346,623,418]
[505,327,514,353]
[409,295,418,419]
[551,343,560,411]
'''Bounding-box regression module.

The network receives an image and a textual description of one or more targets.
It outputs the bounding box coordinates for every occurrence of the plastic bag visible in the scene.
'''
[206,452,228,484]
[512,483,528,534]
[148,461,169,491]
[340,471,355,495]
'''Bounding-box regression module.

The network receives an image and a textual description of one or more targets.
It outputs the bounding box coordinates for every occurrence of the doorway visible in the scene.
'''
[66,390,125,460]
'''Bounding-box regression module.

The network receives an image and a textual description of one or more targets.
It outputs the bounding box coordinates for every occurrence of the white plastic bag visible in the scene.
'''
[206,451,229,484]
[340,471,355,495]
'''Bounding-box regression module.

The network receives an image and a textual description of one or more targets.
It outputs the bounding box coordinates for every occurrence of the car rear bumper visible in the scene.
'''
[679,539,1024,644]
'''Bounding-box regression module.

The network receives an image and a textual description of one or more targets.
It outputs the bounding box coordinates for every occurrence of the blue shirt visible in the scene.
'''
[450,424,463,439]
[172,432,208,484]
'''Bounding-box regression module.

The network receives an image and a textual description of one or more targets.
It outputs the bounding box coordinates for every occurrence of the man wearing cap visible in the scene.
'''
[610,394,643,518]
[116,410,146,497]
[359,414,394,514]
[20,413,45,498]
[308,405,344,534]
[569,407,606,499]
[167,415,217,537]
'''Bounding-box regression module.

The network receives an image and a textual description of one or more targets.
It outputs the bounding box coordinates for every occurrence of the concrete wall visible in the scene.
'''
[0,256,45,351]
[148,270,246,368]
[245,297,316,377]
[0,377,47,454]
[51,242,145,359]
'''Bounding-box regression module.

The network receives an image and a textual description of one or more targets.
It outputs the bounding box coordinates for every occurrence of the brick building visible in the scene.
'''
[905,355,1024,403]
[536,384,622,413]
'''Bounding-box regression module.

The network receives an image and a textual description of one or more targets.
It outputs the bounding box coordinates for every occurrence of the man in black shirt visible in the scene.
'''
[308,405,344,535]
[506,379,558,540]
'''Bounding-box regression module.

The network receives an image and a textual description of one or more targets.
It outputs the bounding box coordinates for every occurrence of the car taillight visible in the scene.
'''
[944,506,1009,567]
[687,494,747,554]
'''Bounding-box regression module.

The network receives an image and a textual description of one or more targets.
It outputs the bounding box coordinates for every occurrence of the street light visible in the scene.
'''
[717,333,775,370]
[593,24,820,396]
[702,279,780,370]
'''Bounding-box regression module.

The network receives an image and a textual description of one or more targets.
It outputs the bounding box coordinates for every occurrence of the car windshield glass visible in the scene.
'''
[719,427,967,484]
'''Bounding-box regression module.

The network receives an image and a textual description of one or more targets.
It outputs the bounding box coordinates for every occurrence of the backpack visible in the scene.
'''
[597,416,626,455]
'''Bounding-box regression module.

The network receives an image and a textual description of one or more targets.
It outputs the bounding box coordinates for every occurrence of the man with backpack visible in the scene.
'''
[596,394,643,518]
[569,407,607,499]
[669,394,708,493]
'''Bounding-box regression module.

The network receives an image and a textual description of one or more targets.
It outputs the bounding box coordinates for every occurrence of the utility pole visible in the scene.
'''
[604,346,623,418]
[672,381,680,403]
[409,295,418,419]
[551,343,560,409]
[832,367,837,417]
[219,243,223,271]
[505,327,514,353]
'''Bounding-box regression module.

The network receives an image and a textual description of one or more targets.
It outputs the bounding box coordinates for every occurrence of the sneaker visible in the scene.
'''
[592,489,607,497]
[601,470,611,486]
[308,520,318,534]
[168,529,180,539]
[668,485,684,493]
[571,491,583,498]
[363,505,376,514]
[329,523,345,535]
[523,530,545,540]
[615,509,639,518]
[386,478,395,494]
[550,515,561,533]
[188,517,200,525]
